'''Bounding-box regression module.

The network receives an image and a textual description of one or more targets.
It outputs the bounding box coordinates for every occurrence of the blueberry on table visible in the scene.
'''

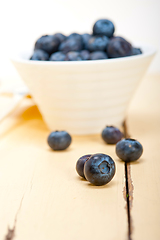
[116,138,143,162]
[102,126,123,144]
[30,49,49,61]
[76,154,92,179]
[93,19,115,38]
[54,33,67,43]
[35,35,60,55]
[84,153,116,186]
[80,50,90,60]
[47,131,72,150]
[89,51,108,60]
[65,51,82,61]
[107,36,132,58]
[59,38,83,54]
[131,47,142,56]
[86,35,109,52]
[49,52,66,61]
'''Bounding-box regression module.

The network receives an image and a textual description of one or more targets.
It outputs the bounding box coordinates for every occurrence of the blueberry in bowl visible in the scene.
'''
[93,19,115,38]
[30,49,49,61]
[47,131,72,150]
[35,35,60,55]
[116,138,143,162]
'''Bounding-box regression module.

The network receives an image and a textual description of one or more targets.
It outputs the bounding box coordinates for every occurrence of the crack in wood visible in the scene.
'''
[4,194,25,240]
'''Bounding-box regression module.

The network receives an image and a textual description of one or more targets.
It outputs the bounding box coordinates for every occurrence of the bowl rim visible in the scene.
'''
[10,43,156,65]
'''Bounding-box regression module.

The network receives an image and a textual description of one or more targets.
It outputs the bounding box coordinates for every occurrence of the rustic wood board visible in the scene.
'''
[0,74,159,240]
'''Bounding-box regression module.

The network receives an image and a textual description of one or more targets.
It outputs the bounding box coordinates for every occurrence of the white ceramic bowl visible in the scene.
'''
[11,44,156,135]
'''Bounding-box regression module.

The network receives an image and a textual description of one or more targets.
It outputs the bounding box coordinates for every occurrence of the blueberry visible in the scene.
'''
[84,153,116,186]
[89,51,108,60]
[49,52,66,61]
[35,35,60,55]
[81,33,92,49]
[47,131,72,150]
[80,50,90,60]
[93,19,115,38]
[102,126,123,144]
[59,38,83,54]
[67,33,83,42]
[86,35,109,52]
[116,138,143,162]
[54,33,67,43]
[76,154,92,179]
[65,51,82,61]
[107,36,132,58]
[30,49,49,61]
[131,47,142,56]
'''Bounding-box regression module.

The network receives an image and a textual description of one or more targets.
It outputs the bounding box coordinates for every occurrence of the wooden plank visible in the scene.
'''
[127,74,160,240]
[0,98,127,239]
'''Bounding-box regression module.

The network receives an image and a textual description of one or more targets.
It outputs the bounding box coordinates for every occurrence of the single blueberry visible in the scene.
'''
[76,154,92,179]
[47,130,72,150]
[86,35,109,52]
[93,19,115,38]
[35,35,60,55]
[131,47,142,56]
[89,51,108,60]
[67,33,83,42]
[116,138,143,162]
[59,38,83,54]
[102,126,123,144]
[54,33,67,43]
[65,51,82,61]
[49,52,66,61]
[80,50,90,60]
[81,33,92,49]
[30,49,49,61]
[84,153,116,186]
[107,36,132,58]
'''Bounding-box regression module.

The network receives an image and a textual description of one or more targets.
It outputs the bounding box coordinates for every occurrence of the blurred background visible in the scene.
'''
[0,0,160,82]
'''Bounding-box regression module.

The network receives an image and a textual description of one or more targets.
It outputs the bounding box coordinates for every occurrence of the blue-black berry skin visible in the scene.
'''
[107,36,132,58]
[132,47,142,56]
[35,35,60,55]
[65,51,82,61]
[54,33,67,43]
[76,154,92,179]
[80,50,90,60]
[30,49,49,61]
[49,52,66,61]
[86,35,109,52]
[93,19,115,38]
[116,138,143,162]
[67,33,82,42]
[89,51,108,60]
[59,38,83,54]
[84,153,116,186]
[82,33,92,49]
[102,126,123,144]
[47,131,72,150]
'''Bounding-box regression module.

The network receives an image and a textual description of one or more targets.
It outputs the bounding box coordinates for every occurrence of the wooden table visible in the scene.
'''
[0,74,160,240]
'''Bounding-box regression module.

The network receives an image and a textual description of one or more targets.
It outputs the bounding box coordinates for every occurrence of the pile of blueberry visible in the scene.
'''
[47,126,143,186]
[30,19,142,61]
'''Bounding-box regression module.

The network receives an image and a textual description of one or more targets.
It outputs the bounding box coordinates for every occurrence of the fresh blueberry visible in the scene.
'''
[54,33,67,43]
[81,33,92,49]
[76,154,92,179]
[47,130,72,150]
[102,126,123,144]
[84,153,116,186]
[65,51,82,61]
[107,36,132,58]
[93,19,115,38]
[49,52,66,61]
[132,47,142,56]
[116,138,143,162]
[86,35,109,52]
[35,35,60,55]
[89,51,108,60]
[59,38,83,54]
[80,50,90,60]
[67,33,83,42]
[30,49,49,61]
